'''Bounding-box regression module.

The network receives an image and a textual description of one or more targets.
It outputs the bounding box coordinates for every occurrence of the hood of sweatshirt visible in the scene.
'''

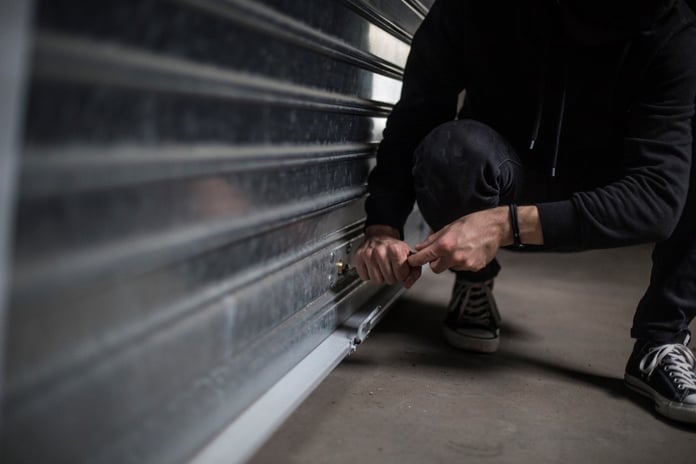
[558,0,677,45]
[527,0,685,176]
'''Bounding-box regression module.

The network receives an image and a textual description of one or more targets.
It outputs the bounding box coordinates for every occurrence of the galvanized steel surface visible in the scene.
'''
[0,0,34,423]
[2,0,429,462]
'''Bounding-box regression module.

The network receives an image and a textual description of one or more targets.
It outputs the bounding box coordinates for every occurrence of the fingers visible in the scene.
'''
[356,245,382,282]
[407,245,441,267]
[355,236,413,286]
[404,266,422,289]
[355,229,481,287]
[389,247,410,282]
[429,256,451,274]
[407,215,495,274]
[355,245,384,284]
[409,236,461,273]
[354,251,369,281]
[374,247,397,285]
[365,250,385,284]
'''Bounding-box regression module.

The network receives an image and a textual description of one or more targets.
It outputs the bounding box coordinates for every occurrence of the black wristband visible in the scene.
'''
[509,203,524,249]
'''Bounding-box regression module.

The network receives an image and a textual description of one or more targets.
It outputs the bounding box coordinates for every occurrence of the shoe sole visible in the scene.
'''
[624,373,696,424]
[442,325,499,354]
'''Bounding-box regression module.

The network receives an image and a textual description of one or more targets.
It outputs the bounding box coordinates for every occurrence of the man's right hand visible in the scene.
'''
[354,225,422,289]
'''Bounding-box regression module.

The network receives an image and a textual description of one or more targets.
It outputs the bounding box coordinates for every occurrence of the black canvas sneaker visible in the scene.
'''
[624,335,696,424]
[442,278,501,353]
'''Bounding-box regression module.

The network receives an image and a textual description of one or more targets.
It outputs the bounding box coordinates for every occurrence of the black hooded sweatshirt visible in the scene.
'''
[365,0,696,250]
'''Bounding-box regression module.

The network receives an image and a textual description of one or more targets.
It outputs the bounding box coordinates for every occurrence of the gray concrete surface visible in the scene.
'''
[252,246,696,463]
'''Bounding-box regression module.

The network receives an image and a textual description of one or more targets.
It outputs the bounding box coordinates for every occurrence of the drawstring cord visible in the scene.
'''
[529,1,633,179]
[529,91,544,150]
[616,40,633,82]
[550,60,568,178]
[529,61,547,151]
[529,28,552,151]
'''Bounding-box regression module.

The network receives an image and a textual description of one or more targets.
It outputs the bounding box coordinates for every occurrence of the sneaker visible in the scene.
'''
[624,335,696,424]
[442,278,501,353]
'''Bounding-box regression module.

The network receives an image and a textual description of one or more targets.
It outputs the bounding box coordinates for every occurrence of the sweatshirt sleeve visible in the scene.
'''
[538,25,696,250]
[364,0,470,235]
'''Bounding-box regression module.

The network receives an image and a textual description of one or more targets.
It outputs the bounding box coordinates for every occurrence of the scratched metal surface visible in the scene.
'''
[0,0,34,435]
[1,0,428,463]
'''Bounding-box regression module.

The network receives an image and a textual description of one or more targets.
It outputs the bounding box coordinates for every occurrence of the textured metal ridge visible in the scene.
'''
[7,209,367,402]
[0,0,34,425]
[22,143,377,196]
[34,33,395,116]
[177,0,406,78]
[189,330,355,464]
[13,186,369,299]
[340,0,415,43]
[6,230,383,464]
[189,285,406,464]
[402,0,429,17]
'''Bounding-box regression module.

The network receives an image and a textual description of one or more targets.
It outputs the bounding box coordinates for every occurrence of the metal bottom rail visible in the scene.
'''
[190,285,405,464]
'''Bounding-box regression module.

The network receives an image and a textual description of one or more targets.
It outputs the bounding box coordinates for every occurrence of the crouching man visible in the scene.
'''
[355,0,696,423]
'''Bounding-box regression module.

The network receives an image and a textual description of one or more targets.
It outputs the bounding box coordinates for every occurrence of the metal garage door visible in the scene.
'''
[0,0,431,462]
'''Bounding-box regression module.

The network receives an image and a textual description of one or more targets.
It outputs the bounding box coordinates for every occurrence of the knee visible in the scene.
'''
[413,119,501,179]
[412,120,510,231]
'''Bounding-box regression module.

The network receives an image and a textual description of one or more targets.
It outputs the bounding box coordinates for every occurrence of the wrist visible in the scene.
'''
[365,224,401,239]
[517,205,544,245]
[496,206,514,247]
[499,205,544,247]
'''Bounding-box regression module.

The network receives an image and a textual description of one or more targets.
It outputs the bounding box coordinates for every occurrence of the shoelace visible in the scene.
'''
[448,279,501,326]
[639,343,696,391]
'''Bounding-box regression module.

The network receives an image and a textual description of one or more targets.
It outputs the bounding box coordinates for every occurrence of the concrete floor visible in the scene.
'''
[252,246,696,463]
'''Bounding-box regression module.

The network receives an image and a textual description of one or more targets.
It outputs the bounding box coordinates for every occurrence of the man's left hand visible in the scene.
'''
[407,206,512,273]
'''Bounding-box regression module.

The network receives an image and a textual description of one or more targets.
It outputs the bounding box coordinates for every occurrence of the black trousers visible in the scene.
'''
[412,119,695,344]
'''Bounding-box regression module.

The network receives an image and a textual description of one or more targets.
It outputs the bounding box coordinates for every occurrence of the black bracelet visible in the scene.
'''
[509,203,524,249]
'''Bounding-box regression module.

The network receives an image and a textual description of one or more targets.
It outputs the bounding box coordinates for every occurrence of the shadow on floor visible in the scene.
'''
[360,295,696,433]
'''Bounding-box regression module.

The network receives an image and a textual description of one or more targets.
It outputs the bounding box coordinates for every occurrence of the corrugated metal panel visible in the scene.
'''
[1,1,428,462]
[0,0,34,426]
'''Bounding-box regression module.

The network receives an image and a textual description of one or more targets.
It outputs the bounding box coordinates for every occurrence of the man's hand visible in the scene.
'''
[407,207,512,273]
[354,225,422,289]
[407,205,544,273]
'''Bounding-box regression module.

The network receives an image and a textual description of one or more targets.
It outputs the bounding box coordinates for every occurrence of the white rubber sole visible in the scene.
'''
[442,325,499,354]
[624,373,696,424]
